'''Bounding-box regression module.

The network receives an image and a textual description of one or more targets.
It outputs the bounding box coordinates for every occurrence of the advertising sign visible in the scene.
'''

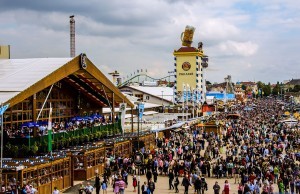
[134,152,144,166]
[138,103,144,120]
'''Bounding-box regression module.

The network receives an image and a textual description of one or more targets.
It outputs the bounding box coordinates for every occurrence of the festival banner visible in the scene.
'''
[120,103,127,134]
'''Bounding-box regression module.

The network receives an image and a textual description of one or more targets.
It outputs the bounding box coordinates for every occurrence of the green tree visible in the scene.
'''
[256,81,265,98]
[241,84,246,90]
[257,81,264,90]
[263,83,271,96]
[272,82,280,95]
[292,85,300,92]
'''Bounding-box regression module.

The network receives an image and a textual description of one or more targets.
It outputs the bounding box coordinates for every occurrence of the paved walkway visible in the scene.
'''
[63,135,279,193]
[63,174,270,194]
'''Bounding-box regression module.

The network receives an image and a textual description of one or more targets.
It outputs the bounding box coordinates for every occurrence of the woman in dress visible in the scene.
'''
[223,180,230,194]
[101,179,108,194]
[237,182,244,194]
[113,177,120,194]
[132,175,137,192]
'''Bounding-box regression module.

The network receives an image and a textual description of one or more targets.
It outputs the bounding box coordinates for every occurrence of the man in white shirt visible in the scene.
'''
[30,185,38,194]
[141,181,148,194]
[85,182,94,194]
[52,187,59,194]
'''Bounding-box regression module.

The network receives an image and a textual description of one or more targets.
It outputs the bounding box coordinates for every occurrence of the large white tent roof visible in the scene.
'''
[0,58,71,103]
[127,85,174,102]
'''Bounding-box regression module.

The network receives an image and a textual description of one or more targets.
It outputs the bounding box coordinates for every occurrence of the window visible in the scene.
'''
[135,94,143,100]
[145,96,150,100]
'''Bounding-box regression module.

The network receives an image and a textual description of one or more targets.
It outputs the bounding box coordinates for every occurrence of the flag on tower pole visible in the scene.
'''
[182,83,185,121]
[186,84,190,121]
[48,103,53,153]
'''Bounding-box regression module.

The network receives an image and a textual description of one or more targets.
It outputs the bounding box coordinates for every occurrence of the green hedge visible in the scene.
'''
[6,121,122,157]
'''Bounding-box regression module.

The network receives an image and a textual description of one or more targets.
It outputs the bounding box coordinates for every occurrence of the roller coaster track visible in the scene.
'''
[118,73,174,87]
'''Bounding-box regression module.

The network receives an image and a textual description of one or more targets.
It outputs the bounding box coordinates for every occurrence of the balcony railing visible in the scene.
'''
[6,121,122,157]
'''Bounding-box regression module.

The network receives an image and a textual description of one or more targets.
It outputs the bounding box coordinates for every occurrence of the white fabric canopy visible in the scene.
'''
[0,58,71,103]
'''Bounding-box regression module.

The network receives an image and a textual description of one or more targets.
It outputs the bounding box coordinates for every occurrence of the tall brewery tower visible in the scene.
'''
[70,15,75,58]
[173,25,209,104]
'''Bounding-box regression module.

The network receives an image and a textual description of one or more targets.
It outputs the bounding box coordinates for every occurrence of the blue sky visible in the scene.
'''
[0,0,299,83]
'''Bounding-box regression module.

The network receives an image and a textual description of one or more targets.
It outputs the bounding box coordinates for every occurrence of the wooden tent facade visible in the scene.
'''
[1,54,134,128]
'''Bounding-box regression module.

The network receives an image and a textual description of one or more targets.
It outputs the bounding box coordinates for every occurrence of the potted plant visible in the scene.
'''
[31,142,39,155]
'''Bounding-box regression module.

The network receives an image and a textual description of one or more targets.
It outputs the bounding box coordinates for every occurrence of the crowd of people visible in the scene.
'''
[92,97,300,194]
[4,115,112,138]
[5,97,294,194]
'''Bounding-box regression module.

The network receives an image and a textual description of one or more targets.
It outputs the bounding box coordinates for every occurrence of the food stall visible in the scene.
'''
[1,155,71,193]
[70,144,105,181]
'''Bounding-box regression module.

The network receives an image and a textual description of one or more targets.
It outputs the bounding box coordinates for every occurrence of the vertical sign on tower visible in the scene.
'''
[120,103,127,134]
[138,103,144,121]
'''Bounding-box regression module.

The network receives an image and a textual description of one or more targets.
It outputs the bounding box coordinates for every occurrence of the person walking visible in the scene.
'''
[132,175,137,192]
[30,185,37,194]
[52,187,59,194]
[85,182,94,194]
[200,177,208,194]
[95,174,101,194]
[213,181,221,194]
[78,183,85,194]
[174,176,180,193]
[168,170,175,190]
[113,177,120,194]
[101,180,108,194]
[118,176,126,194]
[153,170,158,183]
[4,186,14,194]
[237,183,244,194]
[278,179,285,194]
[148,178,156,194]
[141,181,148,194]
[223,180,230,194]
[182,175,191,194]
[194,176,201,194]
[146,170,152,183]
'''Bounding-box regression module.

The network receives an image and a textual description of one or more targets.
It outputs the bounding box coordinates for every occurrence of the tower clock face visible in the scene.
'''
[182,62,191,71]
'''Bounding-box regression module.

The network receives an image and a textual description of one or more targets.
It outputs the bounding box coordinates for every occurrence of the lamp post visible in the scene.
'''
[182,83,185,122]
[186,84,190,121]
[137,175,141,194]
[137,104,140,151]
[161,91,164,113]
[192,88,194,119]
[214,101,218,115]
[168,71,175,86]
[216,120,219,135]
[280,84,283,100]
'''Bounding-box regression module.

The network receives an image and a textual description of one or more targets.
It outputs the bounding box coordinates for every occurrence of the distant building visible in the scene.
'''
[285,79,300,90]
[0,45,10,59]
[234,83,245,101]
[210,82,226,92]
[119,85,174,106]
[240,81,258,94]
[206,92,235,101]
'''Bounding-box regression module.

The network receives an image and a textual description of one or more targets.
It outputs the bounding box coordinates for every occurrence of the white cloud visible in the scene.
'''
[218,40,259,57]
[0,0,299,83]
[201,19,240,41]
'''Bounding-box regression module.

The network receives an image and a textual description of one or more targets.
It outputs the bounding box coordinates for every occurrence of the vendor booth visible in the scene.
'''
[69,144,105,181]
[197,121,221,135]
[1,155,71,194]
[139,133,156,150]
